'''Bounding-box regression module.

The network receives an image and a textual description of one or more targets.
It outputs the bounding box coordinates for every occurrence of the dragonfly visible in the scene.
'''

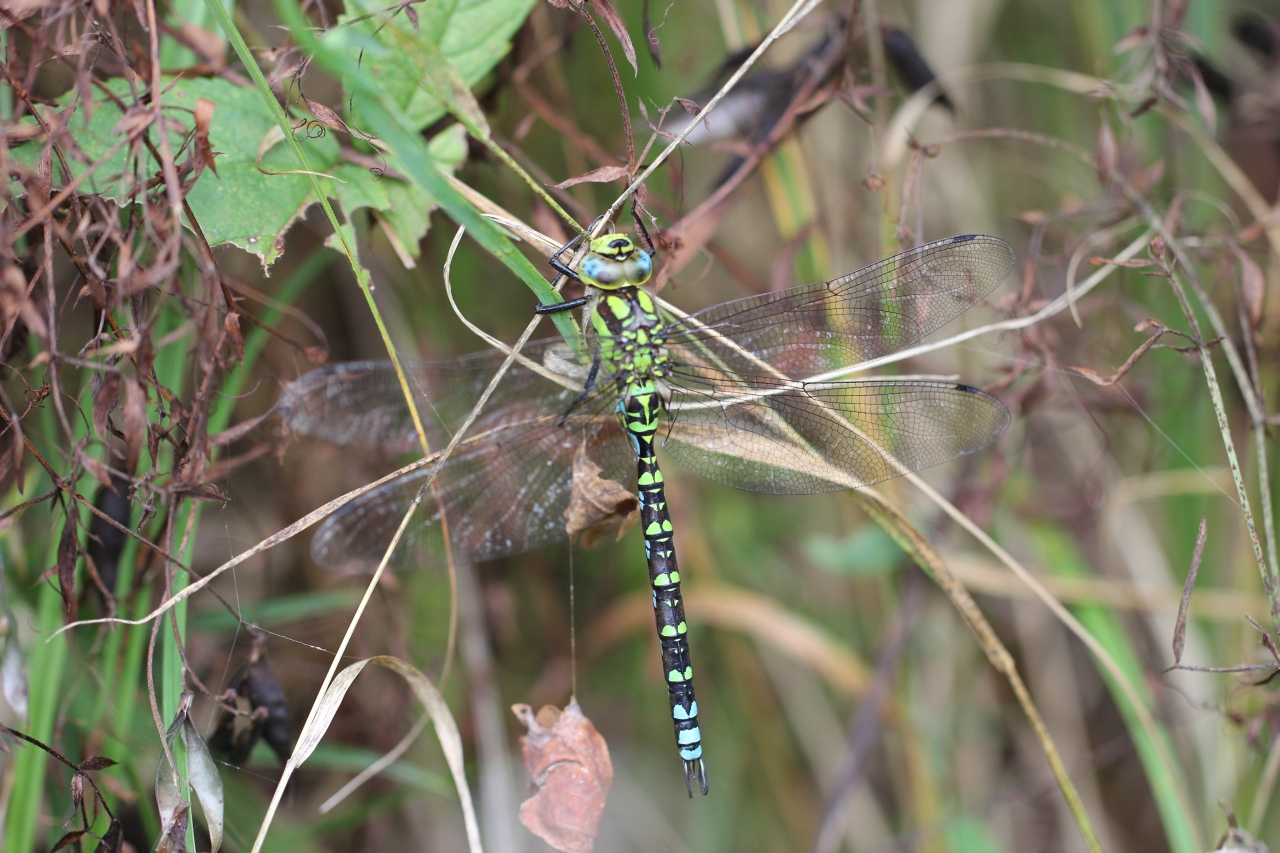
[279,230,1015,796]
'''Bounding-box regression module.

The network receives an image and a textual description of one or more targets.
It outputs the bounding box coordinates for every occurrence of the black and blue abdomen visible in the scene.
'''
[595,287,708,795]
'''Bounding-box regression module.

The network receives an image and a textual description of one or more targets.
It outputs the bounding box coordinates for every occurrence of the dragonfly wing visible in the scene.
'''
[661,368,1009,495]
[662,235,1014,378]
[311,407,635,572]
[277,338,594,453]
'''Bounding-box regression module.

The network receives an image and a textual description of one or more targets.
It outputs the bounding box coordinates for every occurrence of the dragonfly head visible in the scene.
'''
[578,233,654,290]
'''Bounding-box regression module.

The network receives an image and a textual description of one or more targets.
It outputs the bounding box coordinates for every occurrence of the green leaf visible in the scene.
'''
[10,77,342,267]
[805,526,906,577]
[154,695,224,851]
[180,712,225,853]
[945,817,1009,853]
[323,0,537,132]
[330,125,468,264]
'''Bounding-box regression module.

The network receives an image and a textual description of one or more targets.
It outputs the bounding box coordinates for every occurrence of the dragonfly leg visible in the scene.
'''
[548,232,585,281]
[547,214,611,281]
[534,295,591,315]
[555,358,601,426]
[539,227,595,313]
[629,198,658,259]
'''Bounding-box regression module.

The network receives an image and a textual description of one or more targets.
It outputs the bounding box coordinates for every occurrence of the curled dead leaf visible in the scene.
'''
[122,378,148,476]
[1230,244,1265,330]
[1096,119,1117,187]
[514,699,612,853]
[548,0,637,74]
[564,445,638,548]
[301,93,354,136]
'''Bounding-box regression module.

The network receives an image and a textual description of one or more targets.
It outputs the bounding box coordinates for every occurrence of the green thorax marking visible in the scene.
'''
[580,235,668,400]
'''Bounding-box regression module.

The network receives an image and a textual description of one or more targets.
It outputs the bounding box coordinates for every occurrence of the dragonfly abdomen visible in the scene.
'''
[623,390,708,797]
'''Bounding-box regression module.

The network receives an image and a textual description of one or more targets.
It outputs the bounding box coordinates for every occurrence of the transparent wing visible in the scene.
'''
[662,367,1010,495]
[662,234,1014,378]
[276,338,595,454]
[278,341,631,573]
[311,407,635,573]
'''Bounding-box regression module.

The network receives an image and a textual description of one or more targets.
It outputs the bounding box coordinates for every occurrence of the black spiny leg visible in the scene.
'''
[629,198,658,260]
[535,295,591,315]
[537,220,604,314]
[547,232,584,281]
[556,358,601,425]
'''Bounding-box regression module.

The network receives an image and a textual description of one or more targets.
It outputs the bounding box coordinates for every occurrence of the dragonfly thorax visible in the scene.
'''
[594,285,669,369]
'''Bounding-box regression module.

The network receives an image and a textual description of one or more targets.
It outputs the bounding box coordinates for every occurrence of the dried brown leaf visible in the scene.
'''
[1096,119,1117,187]
[674,96,700,117]
[1231,245,1265,329]
[178,22,225,62]
[193,97,218,178]
[1172,513,1207,665]
[61,33,101,56]
[1246,614,1280,664]
[0,0,51,30]
[1089,256,1151,269]
[70,770,86,813]
[113,105,153,139]
[1190,62,1217,134]
[210,409,272,447]
[1113,27,1149,54]
[94,819,125,853]
[155,804,189,853]
[223,311,243,366]
[552,165,631,189]
[564,445,638,547]
[588,0,637,74]
[1129,94,1159,119]
[1,262,29,338]
[91,372,120,441]
[57,516,78,624]
[172,483,230,503]
[1069,322,1170,386]
[514,699,612,853]
[52,829,88,851]
[301,92,354,136]
[122,378,147,475]
[78,755,118,772]
[35,139,52,204]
